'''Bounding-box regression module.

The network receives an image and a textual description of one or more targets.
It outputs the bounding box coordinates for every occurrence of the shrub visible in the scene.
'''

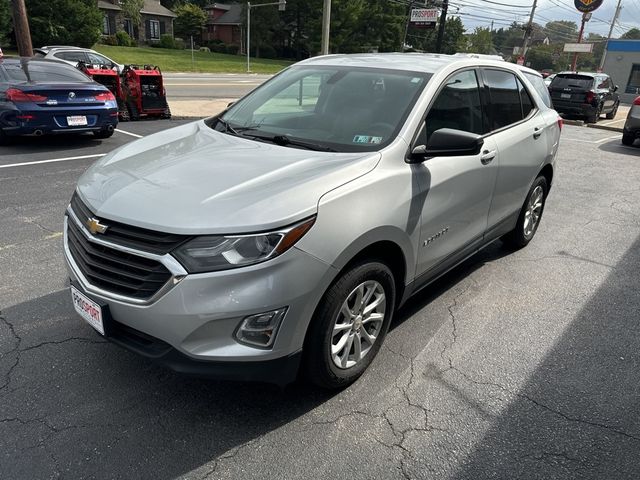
[115,30,134,47]
[226,44,240,55]
[257,44,276,59]
[101,35,118,46]
[157,34,178,49]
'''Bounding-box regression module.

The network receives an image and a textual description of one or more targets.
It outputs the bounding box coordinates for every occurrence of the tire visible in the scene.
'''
[93,128,114,139]
[622,133,635,146]
[606,102,619,120]
[502,176,548,249]
[0,129,11,146]
[303,261,396,389]
[586,106,601,124]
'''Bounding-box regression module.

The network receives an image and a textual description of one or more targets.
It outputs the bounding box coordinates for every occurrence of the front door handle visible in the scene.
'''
[533,126,544,139]
[480,149,496,165]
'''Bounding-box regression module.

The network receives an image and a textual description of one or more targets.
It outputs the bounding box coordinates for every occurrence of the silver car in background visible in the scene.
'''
[64,54,561,388]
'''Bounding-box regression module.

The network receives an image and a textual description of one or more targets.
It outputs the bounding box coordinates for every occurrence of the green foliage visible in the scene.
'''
[462,27,494,54]
[544,20,577,43]
[120,0,144,27]
[0,0,11,45]
[405,17,465,54]
[621,28,640,40]
[174,3,207,39]
[26,0,102,48]
[156,34,181,49]
[115,30,135,47]
[101,35,119,46]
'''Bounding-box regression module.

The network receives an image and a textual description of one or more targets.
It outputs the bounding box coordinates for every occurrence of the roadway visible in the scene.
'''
[163,73,270,100]
[1,124,640,479]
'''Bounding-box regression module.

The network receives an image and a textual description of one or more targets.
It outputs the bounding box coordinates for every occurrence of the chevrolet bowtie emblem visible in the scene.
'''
[86,217,108,235]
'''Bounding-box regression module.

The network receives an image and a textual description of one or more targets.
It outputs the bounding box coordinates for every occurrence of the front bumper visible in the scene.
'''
[63,214,337,383]
[624,105,640,135]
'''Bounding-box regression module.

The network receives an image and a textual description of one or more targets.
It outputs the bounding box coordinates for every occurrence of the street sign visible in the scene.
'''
[563,43,593,53]
[411,8,438,28]
[574,0,603,13]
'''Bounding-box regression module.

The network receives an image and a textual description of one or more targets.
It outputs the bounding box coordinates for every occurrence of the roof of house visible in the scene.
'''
[205,3,231,10]
[98,0,177,17]
[97,0,121,11]
[141,0,177,18]
[208,3,242,25]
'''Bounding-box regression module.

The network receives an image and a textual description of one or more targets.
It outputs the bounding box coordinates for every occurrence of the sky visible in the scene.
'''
[444,0,639,38]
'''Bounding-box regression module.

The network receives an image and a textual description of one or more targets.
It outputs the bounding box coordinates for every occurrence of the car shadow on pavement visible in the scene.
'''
[1,133,106,156]
[449,234,640,479]
[599,140,640,155]
[0,239,515,480]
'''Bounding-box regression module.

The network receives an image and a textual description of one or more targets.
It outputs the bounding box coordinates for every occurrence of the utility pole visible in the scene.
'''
[521,0,538,58]
[599,0,623,70]
[435,0,448,53]
[11,0,33,57]
[321,0,331,55]
[402,0,415,52]
[570,12,589,71]
[247,1,286,72]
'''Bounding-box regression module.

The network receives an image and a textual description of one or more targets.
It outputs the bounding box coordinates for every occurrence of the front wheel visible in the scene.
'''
[503,176,548,249]
[622,133,635,146]
[303,261,396,389]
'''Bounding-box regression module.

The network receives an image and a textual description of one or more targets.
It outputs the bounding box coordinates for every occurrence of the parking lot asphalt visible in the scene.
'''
[1,123,640,479]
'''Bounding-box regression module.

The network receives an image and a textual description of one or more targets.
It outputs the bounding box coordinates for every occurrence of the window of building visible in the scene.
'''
[123,18,134,37]
[103,15,110,35]
[149,20,160,40]
[626,65,640,94]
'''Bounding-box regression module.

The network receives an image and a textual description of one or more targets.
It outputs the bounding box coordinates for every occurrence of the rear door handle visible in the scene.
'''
[533,126,544,139]
[480,150,496,165]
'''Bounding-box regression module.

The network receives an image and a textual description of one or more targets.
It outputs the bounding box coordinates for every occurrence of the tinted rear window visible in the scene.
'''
[484,69,523,130]
[524,72,552,108]
[551,75,594,90]
[2,62,91,83]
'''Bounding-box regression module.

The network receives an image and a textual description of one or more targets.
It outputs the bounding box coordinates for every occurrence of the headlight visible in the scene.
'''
[172,216,315,273]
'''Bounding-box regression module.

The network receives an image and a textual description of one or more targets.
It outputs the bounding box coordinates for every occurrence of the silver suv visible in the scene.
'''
[64,54,561,388]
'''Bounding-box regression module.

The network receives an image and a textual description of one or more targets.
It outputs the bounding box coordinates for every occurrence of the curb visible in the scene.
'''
[563,119,584,126]
[170,115,206,120]
[587,123,623,133]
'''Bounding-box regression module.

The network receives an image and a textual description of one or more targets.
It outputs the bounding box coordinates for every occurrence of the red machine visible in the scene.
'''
[77,62,129,121]
[122,65,171,120]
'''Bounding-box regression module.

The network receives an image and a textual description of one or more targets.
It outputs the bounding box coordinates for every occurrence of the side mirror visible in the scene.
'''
[408,128,484,163]
[227,101,235,108]
[613,85,619,92]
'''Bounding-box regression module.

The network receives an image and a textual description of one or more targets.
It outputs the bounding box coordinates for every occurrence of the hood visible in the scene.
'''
[77,120,380,235]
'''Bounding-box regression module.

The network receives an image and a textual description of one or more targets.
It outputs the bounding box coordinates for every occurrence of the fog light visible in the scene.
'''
[235,308,287,348]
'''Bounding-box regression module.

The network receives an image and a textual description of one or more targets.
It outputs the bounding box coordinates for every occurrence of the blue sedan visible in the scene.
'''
[0,57,118,144]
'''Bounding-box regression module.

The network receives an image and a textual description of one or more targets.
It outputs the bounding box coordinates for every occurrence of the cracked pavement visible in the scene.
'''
[2,124,640,479]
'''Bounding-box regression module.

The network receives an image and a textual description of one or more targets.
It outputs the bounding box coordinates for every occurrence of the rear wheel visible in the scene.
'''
[303,261,396,389]
[622,133,635,146]
[586,105,601,124]
[503,176,548,249]
[606,102,619,120]
[0,129,11,146]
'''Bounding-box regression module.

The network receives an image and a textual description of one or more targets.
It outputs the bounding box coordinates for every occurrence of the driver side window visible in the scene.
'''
[421,70,484,144]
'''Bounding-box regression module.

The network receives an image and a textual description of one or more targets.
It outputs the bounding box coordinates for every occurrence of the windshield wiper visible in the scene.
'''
[216,117,240,136]
[243,133,337,152]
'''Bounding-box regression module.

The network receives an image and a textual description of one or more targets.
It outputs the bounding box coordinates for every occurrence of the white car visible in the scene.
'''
[34,46,124,74]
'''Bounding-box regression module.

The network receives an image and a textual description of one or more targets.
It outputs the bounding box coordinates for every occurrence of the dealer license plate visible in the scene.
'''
[71,286,104,335]
[67,115,88,126]
[561,93,571,99]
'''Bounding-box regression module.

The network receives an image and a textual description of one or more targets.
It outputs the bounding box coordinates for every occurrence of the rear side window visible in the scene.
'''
[550,74,594,90]
[524,72,552,108]
[424,69,484,141]
[2,62,92,83]
[54,51,88,63]
[517,78,534,118]
[484,69,523,130]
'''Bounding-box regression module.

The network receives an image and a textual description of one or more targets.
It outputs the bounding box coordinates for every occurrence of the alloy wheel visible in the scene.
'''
[523,185,544,238]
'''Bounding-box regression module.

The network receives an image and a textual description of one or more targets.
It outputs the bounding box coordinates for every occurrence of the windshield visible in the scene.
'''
[216,66,431,152]
[550,74,594,90]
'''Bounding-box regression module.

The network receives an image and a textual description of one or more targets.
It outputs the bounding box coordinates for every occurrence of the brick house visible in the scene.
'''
[98,0,177,43]
[203,3,243,46]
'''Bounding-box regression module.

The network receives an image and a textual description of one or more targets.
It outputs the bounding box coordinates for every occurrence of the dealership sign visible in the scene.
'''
[411,8,439,28]
[574,0,603,13]
[563,43,594,53]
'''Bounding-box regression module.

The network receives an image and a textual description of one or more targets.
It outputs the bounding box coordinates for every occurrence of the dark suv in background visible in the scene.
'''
[549,72,620,123]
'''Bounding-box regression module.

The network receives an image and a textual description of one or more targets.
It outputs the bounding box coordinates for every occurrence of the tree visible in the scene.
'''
[174,3,207,39]
[0,0,11,45]
[544,20,577,43]
[621,28,640,40]
[463,27,494,54]
[120,0,144,28]
[26,0,102,48]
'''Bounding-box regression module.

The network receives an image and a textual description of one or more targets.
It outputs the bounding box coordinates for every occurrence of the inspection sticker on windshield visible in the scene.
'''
[353,135,383,144]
